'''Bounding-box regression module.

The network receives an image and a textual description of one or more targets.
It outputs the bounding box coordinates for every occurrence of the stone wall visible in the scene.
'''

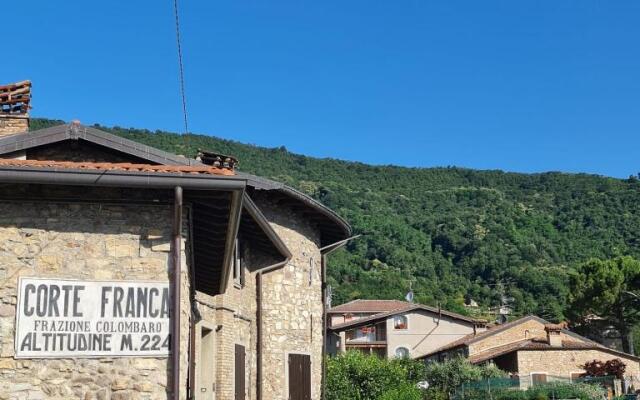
[0,201,191,400]
[184,193,325,400]
[469,319,563,354]
[0,192,328,400]
[517,349,640,379]
[0,115,28,137]
[254,194,324,400]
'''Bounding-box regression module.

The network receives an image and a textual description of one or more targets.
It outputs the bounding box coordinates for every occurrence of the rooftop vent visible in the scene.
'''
[197,150,238,171]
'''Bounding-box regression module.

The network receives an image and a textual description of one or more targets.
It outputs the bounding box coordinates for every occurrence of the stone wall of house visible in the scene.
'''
[193,243,259,400]
[254,194,324,400]
[188,193,325,400]
[517,349,640,379]
[0,201,191,400]
[0,115,28,137]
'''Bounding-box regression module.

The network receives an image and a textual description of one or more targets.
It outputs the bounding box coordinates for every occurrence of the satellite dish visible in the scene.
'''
[405,291,414,303]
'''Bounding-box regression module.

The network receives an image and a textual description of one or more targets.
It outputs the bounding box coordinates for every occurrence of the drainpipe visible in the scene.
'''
[256,257,291,400]
[172,186,183,400]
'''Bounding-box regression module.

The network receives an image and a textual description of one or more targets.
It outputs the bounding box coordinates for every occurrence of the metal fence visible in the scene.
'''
[453,375,618,400]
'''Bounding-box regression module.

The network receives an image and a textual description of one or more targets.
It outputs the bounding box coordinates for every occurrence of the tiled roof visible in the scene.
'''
[468,339,640,364]
[0,159,234,176]
[328,299,410,314]
[418,316,549,358]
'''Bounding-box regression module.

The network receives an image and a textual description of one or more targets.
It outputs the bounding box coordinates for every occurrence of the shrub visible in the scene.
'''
[583,358,626,379]
[378,383,423,400]
[326,351,426,400]
[424,356,506,397]
[458,382,606,400]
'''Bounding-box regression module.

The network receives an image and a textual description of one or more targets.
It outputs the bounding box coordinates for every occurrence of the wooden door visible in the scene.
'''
[234,344,245,400]
[288,353,311,400]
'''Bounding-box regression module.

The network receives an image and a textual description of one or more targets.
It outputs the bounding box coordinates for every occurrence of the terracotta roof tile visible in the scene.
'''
[0,159,234,176]
[468,339,640,364]
[327,300,411,314]
[417,316,549,359]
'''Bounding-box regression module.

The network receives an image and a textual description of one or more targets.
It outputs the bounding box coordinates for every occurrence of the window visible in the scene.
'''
[395,347,410,358]
[531,373,547,385]
[570,372,583,383]
[393,315,408,330]
[233,239,243,287]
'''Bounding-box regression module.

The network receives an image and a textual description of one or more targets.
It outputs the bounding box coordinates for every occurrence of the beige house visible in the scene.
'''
[419,315,640,384]
[326,300,486,359]
[0,81,351,400]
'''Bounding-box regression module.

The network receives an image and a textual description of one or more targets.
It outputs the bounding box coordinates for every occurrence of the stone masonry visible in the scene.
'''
[192,193,325,400]
[517,349,640,379]
[0,201,191,400]
[0,115,28,137]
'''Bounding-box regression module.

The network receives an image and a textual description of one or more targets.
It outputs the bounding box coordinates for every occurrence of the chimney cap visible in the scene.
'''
[544,322,567,332]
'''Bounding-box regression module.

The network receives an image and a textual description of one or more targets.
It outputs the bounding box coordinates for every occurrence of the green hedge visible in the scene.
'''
[457,382,606,400]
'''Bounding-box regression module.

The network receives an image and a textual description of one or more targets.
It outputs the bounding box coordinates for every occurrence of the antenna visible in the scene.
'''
[172,0,191,154]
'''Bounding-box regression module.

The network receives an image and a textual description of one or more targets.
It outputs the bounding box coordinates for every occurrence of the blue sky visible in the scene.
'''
[4,1,639,178]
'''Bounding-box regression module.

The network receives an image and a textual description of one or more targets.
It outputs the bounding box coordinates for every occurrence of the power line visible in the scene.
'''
[173,0,190,149]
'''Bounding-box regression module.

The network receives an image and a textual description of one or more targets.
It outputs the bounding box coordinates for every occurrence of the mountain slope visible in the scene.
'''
[31,118,640,321]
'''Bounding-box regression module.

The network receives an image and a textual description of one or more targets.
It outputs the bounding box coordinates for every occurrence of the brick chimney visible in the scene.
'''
[0,80,31,137]
[545,323,566,347]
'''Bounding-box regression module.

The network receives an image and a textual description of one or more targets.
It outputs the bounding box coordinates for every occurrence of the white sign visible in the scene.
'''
[15,277,171,358]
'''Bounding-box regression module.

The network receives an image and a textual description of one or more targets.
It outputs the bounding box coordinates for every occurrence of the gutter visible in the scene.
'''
[0,166,246,190]
[172,187,183,400]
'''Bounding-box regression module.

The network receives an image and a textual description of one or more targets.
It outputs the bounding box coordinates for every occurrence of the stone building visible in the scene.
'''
[0,82,351,400]
[326,300,486,359]
[419,315,640,384]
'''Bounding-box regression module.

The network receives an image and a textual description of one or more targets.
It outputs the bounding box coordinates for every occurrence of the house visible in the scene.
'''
[326,300,486,359]
[0,81,352,400]
[418,315,640,384]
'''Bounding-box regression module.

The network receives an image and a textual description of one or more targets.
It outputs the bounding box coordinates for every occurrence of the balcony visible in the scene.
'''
[345,322,387,344]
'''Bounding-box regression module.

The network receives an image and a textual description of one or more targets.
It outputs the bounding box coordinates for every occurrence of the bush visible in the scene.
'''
[424,356,506,398]
[326,351,426,400]
[583,358,627,379]
[378,383,423,400]
[458,382,606,400]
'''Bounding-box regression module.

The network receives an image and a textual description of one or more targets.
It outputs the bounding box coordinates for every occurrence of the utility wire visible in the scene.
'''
[173,0,190,152]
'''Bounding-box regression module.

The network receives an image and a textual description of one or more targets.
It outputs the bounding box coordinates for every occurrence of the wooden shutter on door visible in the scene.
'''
[288,353,311,400]
[235,344,245,400]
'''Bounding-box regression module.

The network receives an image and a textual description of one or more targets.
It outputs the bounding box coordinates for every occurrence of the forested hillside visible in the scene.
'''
[31,119,640,322]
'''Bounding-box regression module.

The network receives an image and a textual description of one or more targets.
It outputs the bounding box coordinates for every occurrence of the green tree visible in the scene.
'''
[569,256,640,354]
